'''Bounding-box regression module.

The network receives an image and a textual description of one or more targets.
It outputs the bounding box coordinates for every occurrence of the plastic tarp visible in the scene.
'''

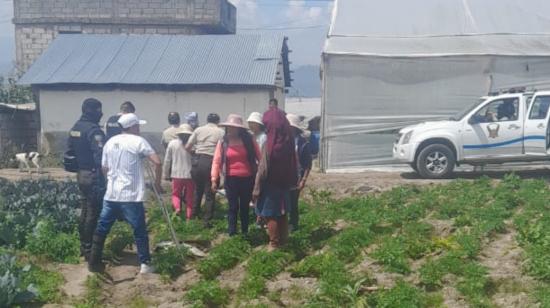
[321,0,550,171]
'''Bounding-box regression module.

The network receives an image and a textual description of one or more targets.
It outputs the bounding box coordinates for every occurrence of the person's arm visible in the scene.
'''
[162,144,173,181]
[148,153,162,191]
[211,141,223,191]
[185,131,197,152]
[139,138,162,192]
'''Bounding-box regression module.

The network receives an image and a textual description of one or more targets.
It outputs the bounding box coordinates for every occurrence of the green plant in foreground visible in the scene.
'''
[152,246,189,280]
[370,281,432,308]
[371,237,410,274]
[186,280,229,307]
[104,222,134,260]
[25,220,80,264]
[238,250,292,299]
[21,265,64,303]
[535,285,550,308]
[75,274,103,308]
[197,236,251,280]
[0,253,37,306]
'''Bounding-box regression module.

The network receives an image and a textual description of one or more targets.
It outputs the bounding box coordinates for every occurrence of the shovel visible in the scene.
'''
[145,162,206,258]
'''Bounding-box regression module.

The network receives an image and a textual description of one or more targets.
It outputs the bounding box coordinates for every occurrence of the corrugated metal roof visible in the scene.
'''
[19,34,286,86]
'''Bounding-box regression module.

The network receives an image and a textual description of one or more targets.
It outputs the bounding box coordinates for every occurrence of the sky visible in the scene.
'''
[0,0,334,71]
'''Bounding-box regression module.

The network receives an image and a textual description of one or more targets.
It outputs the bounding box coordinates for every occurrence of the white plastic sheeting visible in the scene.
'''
[321,0,550,171]
[329,0,550,37]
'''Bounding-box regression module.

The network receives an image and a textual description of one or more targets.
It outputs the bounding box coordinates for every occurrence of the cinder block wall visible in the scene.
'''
[13,0,237,72]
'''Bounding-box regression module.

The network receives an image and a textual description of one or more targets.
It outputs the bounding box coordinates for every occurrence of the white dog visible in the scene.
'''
[12,152,42,174]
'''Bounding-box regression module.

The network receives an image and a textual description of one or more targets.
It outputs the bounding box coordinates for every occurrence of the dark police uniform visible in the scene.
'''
[105,114,122,141]
[68,114,106,258]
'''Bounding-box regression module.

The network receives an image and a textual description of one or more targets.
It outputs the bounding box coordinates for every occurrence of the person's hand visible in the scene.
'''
[211,182,218,193]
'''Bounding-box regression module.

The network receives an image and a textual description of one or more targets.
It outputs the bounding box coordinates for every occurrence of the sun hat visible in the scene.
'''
[286,113,305,131]
[247,112,264,126]
[176,123,193,135]
[220,114,247,129]
[118,113,147,129]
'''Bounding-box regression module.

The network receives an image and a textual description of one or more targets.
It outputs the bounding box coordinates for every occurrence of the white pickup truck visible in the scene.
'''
[393,91,550,179]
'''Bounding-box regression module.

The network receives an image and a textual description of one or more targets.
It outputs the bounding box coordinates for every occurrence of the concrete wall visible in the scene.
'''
[38,87,284,153]
[13,0,237,72]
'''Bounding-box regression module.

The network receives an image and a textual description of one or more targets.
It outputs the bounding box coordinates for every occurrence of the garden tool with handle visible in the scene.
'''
[145,162,206,258]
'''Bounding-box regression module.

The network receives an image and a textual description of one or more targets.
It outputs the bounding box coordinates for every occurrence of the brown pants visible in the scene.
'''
[266,214,289,248]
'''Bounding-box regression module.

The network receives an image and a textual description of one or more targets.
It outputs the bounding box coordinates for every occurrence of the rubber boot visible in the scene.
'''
[88,235,106,273]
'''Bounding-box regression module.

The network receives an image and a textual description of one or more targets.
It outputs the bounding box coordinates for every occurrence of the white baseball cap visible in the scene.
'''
[118,113,147,129]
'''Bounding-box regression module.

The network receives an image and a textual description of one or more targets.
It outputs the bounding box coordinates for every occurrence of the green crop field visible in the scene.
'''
[2,174,550,307]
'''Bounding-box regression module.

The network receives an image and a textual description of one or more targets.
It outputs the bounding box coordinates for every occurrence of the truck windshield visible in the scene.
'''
[449,100,483,121]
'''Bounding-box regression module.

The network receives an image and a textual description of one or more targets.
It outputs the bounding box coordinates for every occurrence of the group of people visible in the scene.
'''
[66,97,313,275]
[161,98,313,249]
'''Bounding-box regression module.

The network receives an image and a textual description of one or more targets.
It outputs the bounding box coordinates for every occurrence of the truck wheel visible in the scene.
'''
[416,144,455,179]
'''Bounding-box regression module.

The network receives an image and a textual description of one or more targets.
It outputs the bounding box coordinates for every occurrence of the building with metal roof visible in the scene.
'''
[20,33,291,153]
[321,0,550,171]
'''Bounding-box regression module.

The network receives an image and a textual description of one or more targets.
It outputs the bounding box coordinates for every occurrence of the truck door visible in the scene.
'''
[462,96,524,159]
[524,95,550,156]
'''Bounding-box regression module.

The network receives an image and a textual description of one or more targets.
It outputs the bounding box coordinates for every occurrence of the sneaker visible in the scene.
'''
[139,263,155,274]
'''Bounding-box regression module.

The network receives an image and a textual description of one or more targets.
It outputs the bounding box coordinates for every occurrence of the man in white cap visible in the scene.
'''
[88,113,161,274]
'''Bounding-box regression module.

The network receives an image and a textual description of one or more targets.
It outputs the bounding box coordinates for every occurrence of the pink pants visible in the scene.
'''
[171,178,195,219]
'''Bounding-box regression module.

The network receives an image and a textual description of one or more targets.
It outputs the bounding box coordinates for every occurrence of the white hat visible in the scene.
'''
[118,113,147,129]
[176,123,193,135]
[286,113,305,131]
[247,112,263,126]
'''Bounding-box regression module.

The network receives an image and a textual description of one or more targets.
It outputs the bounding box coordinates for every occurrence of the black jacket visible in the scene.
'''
[68,115,105,171]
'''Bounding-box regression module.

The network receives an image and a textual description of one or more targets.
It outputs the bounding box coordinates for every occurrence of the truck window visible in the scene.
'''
[472,99,519,123]
[529,96,550,120]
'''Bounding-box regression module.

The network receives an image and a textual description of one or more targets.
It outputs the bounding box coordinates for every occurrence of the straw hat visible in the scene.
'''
[247,112,264,126]
[220,114,247,129]
[176,123,193,135]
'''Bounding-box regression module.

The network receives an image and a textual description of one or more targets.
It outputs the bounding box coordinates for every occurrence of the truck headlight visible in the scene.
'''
[402,131,413,144]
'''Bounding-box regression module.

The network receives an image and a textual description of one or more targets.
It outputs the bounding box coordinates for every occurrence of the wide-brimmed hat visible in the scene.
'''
[286,113,305,131]
[176,124,193,135]
[247,112,264,126]
[220,114,247,129]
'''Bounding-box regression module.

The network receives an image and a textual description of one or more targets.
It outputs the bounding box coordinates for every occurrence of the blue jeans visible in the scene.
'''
[95,200,151,264]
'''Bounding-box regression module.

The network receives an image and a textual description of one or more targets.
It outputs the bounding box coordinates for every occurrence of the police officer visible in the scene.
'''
[68,98,106,261]
[105,101,136,141]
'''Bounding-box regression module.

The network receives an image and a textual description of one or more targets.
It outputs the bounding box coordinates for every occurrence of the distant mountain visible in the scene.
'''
[288,65,321,98]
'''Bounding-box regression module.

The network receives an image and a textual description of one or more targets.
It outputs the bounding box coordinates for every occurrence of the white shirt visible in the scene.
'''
[163,139,193,179]
[102,134,156,202]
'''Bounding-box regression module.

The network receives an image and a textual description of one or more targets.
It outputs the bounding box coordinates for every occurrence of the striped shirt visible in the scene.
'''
[102,134,156,202]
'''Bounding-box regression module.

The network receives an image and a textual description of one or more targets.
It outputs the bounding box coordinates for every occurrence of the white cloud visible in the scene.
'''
[285,1,331,24]
[230,0,259,26]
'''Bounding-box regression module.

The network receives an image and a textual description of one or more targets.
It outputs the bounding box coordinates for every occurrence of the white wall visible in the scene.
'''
[39,87,281,152]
